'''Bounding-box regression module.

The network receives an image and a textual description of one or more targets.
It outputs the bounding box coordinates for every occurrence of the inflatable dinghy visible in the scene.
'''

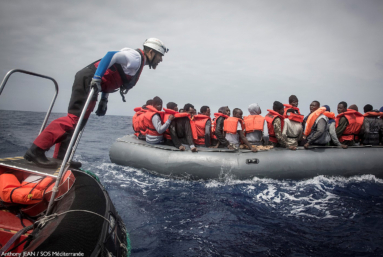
[110,135,383,180]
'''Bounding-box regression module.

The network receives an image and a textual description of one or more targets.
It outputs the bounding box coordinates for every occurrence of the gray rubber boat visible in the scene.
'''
[109,135,383,180]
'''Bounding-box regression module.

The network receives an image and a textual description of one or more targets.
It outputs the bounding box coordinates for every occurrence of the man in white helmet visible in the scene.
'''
[24,38,168,169]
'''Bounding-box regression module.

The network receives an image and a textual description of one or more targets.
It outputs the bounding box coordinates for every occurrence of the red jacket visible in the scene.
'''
[335,109,364,142]
[265,110,284,143]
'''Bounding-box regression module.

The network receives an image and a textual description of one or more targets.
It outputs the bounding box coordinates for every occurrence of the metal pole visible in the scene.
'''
[0,69,59,134]
[45,87,96,215]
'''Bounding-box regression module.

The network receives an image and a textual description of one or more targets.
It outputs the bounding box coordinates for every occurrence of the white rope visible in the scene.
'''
[38,210,128,251]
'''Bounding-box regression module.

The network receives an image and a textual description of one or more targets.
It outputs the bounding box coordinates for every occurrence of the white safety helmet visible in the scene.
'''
[143,38,169,55]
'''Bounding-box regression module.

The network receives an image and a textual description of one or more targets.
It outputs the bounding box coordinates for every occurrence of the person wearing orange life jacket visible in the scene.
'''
[132,99,152,140]
[144,96,174,144]
[283,95,301,116]
[359,104,383,145]
[224,108,257,152]
[282,108,304,148]
[302,101,320,132]
[162,102,179,142]
[168,103,198,152]
[244,103,265,146]
[265,101,296,150]
[347,104,364,144]
[302,106,331,148]
[192,106,212,147]
[211,106,234,149]
[335,101,364,146]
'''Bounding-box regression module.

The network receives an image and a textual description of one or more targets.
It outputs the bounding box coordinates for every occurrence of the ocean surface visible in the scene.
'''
[1,110,383,257]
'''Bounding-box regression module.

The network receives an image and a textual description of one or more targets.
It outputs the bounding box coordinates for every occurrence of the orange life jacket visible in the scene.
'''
[283,104,301,116]
[211,113,229,140]
[364,111,383,117]
[335,109,364,142]
[0,173,55,205]
[243,115,265,134]
[223,117,244,135]
[143,105,165,137]
[162,108,187,139]
[286,112,304,123]
[132,107,143,135]
[193,114,211,145]
[265,110,284,143]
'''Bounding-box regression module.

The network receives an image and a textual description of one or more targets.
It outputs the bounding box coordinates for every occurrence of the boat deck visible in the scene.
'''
[0,156,60,178]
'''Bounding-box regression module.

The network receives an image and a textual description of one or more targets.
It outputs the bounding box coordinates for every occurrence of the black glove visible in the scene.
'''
[95,98,108,116]
[90,78,102,93]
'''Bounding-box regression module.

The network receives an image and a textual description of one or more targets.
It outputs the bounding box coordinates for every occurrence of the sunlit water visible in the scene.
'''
[1,110,382,256]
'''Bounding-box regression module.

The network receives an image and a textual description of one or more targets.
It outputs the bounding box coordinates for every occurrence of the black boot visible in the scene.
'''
[55,158,82,169]
[24,144,58,169]
[55,135,82,169]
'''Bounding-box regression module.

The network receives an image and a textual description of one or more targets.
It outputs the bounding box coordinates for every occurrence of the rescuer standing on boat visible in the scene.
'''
[24,38,169,168]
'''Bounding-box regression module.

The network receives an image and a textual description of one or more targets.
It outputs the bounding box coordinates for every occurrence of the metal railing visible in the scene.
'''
[0,69,59,134]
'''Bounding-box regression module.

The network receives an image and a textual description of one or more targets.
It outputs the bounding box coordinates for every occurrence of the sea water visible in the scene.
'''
[1,110,382,256]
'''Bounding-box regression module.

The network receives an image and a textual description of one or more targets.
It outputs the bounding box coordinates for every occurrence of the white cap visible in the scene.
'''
[143,38,169,55]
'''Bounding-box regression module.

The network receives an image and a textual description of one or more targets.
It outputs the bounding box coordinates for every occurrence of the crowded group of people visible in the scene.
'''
[132,95,383,152]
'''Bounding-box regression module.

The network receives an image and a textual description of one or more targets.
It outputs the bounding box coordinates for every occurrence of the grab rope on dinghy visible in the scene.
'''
[0,210,128,254]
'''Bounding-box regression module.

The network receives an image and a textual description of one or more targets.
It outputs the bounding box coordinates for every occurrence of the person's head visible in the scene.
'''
[323,105,331,112]
[310,101,320,113]
[179,108,184,113]
[286,108,295,116]
[226,107,231,116]
[273,101,284,115]
[289,95,299,107]
[380,106,383,113]
[218,106,229,115]
[200,106,211,116]
[142,38,168,70]
[337,101,347,114]
[364,104,373,113]
[233,108,243,119]
[152,96,163,111]
[349,104,358,112]
[184,103,195,116]
[146,99,153,106]
[166,102,178,111]
[248,103,261,115]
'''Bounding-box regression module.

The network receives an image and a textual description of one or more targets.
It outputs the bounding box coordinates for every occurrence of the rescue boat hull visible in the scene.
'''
[109,135,383,180]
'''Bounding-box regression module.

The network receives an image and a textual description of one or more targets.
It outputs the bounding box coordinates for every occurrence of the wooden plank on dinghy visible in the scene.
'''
[0,156,60,178]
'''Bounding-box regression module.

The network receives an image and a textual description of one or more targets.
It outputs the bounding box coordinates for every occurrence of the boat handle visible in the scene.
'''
[246,158,259,164]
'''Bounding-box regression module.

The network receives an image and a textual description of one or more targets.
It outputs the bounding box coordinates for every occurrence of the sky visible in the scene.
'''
[0,0,382,117]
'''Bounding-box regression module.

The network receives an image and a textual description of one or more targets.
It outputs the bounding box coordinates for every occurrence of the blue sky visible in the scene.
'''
[1,0,382,116]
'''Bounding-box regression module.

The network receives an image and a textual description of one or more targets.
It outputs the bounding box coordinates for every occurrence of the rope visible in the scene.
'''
[37,210,128,252]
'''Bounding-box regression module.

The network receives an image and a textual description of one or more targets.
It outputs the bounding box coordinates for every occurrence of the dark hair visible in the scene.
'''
[218,106,228,114]
[179,109,184,113]
[167,102,177,110]
[200,105,209,113]
[183,103,194,112]
[152,96,162,106]
[364,104,373,113]
[338,101,347,109]
[286,108,295,114]
[146,99,153,105]
[312,100,320,107]
[289,95,298,104]
[233,108,241,115]
[273,101,284,111]
[349,104,358,112]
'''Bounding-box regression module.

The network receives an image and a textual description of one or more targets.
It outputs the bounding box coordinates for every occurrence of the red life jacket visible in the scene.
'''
[223,117,244,135]
[132,107,148,137]
[0,173,54,205]
[243,115,265,135]
[143,105,164,137]
[193,114,211,145]
[265,110,284,143]
[335,109,364,142]
[93,49,145,94]
[364,111,382,117]
[286,112,304,123]
[283,104,301,116]
[211,113,229,140]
